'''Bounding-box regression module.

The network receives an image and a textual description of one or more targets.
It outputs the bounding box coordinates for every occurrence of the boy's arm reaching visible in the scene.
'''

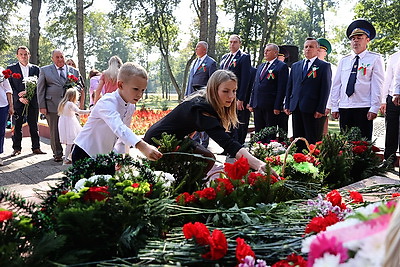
[135,140,163,161]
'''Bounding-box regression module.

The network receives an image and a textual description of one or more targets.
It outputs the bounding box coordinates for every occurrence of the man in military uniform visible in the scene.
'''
[330,19,384,140]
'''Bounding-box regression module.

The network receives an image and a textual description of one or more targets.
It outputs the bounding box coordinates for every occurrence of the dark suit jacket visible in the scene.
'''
[285,58,332,114]
[250,59,289,110]
[7,63,40,110]
[37,64,81,113]
[220,50,251,102]
[185,55,217,96]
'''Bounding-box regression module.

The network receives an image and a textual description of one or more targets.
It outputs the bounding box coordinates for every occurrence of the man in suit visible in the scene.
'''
[37,49,81,162]
[185,41,217,148]
[220,34,251,145]
[249,43,289,143]
[330,19,384,140]
[7,46,46,156]
[284,37,332,149]
[185,41,217,96]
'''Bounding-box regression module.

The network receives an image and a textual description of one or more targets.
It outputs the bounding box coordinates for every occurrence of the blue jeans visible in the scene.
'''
[0,105,9,154]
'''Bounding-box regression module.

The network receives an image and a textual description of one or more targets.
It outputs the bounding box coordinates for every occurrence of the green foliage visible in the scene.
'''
[317,133,353,188]
[355,0,400,54]
[148,133,208,194]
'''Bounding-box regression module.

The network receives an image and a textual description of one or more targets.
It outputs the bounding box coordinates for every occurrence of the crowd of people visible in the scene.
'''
[0,18,399,178]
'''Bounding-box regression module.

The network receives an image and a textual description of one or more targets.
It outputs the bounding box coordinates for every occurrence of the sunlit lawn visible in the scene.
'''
[139,93,180,110]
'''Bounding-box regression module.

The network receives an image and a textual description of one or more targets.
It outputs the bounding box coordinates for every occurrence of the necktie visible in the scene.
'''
[194,58,201,72]
[303,59,310,77]
[260,62,270,80]
[59,67,66,80]
[223,54,233,69]
[346,55,359,97]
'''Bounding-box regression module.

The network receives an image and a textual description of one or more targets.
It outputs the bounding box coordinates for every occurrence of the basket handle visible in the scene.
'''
[281,137,311,177]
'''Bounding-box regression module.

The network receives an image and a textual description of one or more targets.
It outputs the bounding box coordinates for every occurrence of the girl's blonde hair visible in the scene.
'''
[58,88,79,115]
[103,56,123,82]
[195,69,238,131]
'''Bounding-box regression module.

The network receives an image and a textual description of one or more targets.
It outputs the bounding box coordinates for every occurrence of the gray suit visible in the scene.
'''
[37,64,81,158]
[185,55,217,96]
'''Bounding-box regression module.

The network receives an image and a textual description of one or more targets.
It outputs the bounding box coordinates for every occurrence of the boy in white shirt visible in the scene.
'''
[72,62,162,165]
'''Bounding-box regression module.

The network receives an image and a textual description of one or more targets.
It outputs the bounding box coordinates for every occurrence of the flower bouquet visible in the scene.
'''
[302,199,397,266]
[63,73,79,89]
[0,69,21,82]
[21,76,38,116]
[176,156,320,209]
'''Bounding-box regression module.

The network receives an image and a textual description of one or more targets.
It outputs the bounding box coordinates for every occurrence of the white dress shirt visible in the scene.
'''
[330,50,384,114]
[382,51,400,101]
[18,62,30,79]
[0,67,12,107]
[74,90,141,157]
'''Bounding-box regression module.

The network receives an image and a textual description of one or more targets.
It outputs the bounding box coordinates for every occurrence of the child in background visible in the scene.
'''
[72,62,162,165]
[58,88,90,164]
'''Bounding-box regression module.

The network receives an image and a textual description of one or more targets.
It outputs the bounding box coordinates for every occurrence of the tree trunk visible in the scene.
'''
[199,0,209,41]
[208,0,217,59]
[29,0,42,65]
[76,0,86,108]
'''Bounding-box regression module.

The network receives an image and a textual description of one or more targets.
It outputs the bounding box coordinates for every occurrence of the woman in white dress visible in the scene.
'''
[58,88,90,164]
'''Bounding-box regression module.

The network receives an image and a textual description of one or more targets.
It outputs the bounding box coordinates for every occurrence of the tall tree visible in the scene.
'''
[0,0,25,52]
[29,0,42,65]
[208,0,217,59]
[111,0,189,100]
[354,0,400,54]
[222,0,285,66]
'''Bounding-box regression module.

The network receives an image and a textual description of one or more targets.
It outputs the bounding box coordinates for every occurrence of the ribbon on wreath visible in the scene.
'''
[307,66,319,78]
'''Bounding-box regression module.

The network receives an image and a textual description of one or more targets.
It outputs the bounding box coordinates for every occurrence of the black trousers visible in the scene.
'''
[253,107,279,143]
[339,107,372,140]
[292,108,324,151]
[236,108,251,145]
[12,106,41,151]
[71,144,90,166]
[384,95,400,161]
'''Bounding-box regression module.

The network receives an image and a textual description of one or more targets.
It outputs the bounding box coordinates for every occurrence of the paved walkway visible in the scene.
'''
[0,116,396,203]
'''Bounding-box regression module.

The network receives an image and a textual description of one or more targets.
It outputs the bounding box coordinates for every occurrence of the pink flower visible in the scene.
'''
[308,234,348,267]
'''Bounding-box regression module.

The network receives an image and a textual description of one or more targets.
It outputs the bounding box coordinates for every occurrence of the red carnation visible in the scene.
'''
[352,145,368,154]
[309,144,320,156]
[224,156,250,180]
[247,172,266,186]
[325,190,342,207]
[11,73,22,79]
[293,153,307,163]
[202,229,228,260]
[132,183,140,188]
[83,186,110,202]
[272,253,307,267]
[235,237,255,263]
[215,178,234,195]
[182,222,210,246]
[305,212,340,234]
[371,145,380,152]
[349,191,364,203]
[196,187,216,200]
[392,193,400,198]
[0,210,13,222]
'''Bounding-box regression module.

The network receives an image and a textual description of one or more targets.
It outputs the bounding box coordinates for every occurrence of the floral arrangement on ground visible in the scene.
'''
[1,147,399,266]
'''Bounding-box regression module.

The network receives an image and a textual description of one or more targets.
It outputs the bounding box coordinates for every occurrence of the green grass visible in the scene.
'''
[139,94,180,110]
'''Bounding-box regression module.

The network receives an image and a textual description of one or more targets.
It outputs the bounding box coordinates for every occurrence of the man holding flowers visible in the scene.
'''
[37,49,82,162]
[7,46,46,157]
